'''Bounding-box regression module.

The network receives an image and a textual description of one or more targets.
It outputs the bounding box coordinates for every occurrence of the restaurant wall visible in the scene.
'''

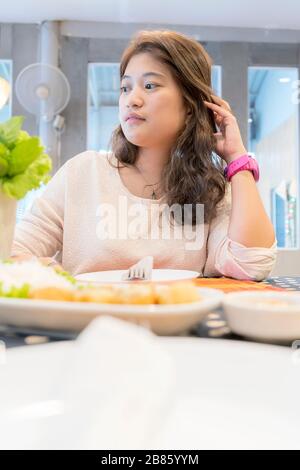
[2,21,300,273]
[1,22,299,166]
[0,23,39,135]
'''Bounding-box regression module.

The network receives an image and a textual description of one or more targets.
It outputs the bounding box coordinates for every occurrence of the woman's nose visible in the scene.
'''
[126,87,144,107]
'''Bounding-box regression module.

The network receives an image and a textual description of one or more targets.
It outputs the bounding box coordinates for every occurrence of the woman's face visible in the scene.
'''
[119,52,187,151]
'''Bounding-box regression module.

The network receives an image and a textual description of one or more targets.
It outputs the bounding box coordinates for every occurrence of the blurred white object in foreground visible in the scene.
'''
[0,316,175,450]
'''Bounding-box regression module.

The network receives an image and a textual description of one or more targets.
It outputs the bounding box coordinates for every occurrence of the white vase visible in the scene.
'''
[0,186,17,261]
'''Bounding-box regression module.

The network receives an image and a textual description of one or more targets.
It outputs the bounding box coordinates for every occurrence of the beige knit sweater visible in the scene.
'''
[11,150,277,279]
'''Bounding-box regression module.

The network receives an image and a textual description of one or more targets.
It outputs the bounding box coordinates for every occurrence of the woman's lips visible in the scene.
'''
[126,117,146,124]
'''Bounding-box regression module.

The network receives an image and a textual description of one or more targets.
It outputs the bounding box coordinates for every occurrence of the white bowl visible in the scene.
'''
[223,291,300,343]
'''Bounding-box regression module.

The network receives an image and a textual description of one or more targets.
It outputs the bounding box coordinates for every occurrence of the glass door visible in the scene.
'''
[248,66,300,275]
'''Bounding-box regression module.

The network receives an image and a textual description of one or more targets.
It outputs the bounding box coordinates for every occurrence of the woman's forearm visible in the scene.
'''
[9,254,63,270]
[9,254,35,262]
[228,170,276,248]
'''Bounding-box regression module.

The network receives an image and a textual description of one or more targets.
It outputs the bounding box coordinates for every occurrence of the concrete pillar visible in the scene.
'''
[220,42,249,147]
[60,36,89,163]
[38,21,62,174]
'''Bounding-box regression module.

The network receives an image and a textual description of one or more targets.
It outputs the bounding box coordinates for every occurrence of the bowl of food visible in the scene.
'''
[0,260,223,335]
[222,291,300,343]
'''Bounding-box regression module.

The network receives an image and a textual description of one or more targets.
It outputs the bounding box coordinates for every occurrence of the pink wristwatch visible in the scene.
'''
[224,154,259,182]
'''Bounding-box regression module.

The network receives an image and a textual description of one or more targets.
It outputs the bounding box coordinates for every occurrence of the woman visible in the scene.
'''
[11,30,276,279]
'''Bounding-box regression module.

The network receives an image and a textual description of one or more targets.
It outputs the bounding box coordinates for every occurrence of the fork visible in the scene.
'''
[122,256,154,281]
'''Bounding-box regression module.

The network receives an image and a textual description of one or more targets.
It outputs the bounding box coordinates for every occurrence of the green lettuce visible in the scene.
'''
[56,270,77,285]
[0,116,24,149]
[0,116,52,200]
[0,282,30,298]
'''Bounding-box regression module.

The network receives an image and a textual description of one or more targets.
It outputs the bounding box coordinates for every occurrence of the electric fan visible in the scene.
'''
[15,62,70,123]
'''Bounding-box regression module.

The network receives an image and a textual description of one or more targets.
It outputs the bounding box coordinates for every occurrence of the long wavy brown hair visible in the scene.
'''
[109,29,226,224]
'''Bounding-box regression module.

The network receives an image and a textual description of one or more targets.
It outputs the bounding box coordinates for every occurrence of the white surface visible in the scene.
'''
[151,337,300,450]
[0,331,299,449]
[223,291,300,343]
[0,317,175,450]
[76,268,200,284]
[1,0,300,30]
[0,287,223,335]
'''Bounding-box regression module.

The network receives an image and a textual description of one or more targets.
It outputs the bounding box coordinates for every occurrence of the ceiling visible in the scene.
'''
[1,0,300,30]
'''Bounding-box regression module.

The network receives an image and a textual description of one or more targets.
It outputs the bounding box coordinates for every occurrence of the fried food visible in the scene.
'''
[155,281,201,304]
[73,286,117,304]
[29,280,201,305]
[114,283,155,305]
[29,287,75,302]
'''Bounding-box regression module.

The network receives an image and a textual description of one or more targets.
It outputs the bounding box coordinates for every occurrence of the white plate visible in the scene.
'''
[75,269,200,284]
[0,287,223,336]
[223,290,300,343]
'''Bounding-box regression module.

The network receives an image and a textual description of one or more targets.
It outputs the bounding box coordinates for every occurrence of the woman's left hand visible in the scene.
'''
[204,94,247,164]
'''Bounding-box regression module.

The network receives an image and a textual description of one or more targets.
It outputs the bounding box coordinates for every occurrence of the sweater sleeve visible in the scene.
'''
[203,187,277,281]
[11,161,67,259]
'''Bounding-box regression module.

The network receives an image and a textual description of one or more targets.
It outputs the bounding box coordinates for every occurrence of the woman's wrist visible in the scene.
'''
[224,153,259,182]
[226,148,248,164]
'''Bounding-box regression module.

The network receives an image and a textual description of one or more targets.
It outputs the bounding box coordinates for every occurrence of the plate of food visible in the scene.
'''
[0,260,223,335]
[75,269,200,284]
[223,290,300,343]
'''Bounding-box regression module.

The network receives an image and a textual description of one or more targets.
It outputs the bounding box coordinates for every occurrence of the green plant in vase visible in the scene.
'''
[0,116,52,260]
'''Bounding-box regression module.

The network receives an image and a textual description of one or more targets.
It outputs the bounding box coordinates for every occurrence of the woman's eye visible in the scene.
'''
[120,83,157,93]
[145,83,156,90]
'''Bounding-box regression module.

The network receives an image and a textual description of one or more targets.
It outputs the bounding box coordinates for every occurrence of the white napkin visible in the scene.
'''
[35,316,176,449]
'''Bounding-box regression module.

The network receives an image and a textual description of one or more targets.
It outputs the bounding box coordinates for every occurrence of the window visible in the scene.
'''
[212,65,222,96]
[248,67,299,248]
[87,63,120,152]
[16,186,46,224]
[0,60,12,122]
